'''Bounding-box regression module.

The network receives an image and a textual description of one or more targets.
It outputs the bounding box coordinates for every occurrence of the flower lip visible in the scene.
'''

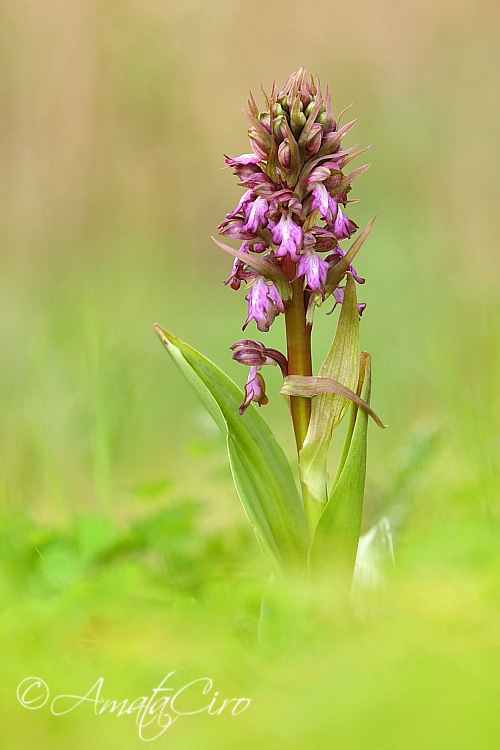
[297,247,329,294]
[243,276,279,333]
[271,210,302,260]
[239,366,269,414]
[242,197,269,233]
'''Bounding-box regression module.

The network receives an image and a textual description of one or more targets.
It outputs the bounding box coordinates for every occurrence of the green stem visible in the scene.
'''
[283,261,319,548]
[283,264,312,453]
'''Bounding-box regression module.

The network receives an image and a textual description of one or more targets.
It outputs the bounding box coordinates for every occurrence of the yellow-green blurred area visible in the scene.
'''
[1,0,500,747]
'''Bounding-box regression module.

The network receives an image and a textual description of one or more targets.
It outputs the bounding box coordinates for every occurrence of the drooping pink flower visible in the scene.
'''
[239,366,269,414]
[325,248,365,284]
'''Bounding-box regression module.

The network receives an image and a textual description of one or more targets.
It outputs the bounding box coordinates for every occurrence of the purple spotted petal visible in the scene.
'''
[297,248,329,293]
[243,277,277,333]
[308,226,338,252]
[332,206,358,239]
[242,197,269,232]
[310,183,330,218]
[271,211,302,260]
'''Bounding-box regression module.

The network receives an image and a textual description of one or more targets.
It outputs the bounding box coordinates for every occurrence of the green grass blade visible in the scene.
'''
[310,351,373,581]
[154,325,308,576]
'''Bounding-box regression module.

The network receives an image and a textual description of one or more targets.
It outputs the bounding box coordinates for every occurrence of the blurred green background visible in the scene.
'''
[1,0,499,747]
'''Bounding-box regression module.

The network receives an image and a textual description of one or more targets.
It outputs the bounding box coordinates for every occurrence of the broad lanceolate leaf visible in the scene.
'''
[154,326,308,576]
[280,375,386,429]
[310,351,373,581]
[299,273,360,534]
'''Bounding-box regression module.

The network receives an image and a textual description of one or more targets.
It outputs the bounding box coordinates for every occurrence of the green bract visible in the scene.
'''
[298,273,360,536]
[311,351,373,579]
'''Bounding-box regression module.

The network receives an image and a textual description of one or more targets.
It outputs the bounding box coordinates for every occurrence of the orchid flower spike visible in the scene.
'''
[216,68,369,411]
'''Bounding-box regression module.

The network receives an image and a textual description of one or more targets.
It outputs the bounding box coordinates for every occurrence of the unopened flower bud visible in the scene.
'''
[219,217,256,240]
[230,339,288,376]
[278,140,292,169]
[273,115,288,141]
[304,100,316,117]
[250,137,268,161]
[258,113,271,132]
[305,123,323,157]
[292,110,307,137]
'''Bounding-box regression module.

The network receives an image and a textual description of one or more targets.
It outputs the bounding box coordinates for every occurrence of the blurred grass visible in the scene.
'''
[1,0,500,746]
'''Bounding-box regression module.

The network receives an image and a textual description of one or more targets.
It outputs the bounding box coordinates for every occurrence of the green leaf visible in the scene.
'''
[299,273,360,530]
[280,375,386,429]
[154,325,308,576]
[310,351,373,581]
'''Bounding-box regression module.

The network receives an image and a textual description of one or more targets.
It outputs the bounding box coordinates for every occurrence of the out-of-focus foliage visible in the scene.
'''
[1,0,499,746]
